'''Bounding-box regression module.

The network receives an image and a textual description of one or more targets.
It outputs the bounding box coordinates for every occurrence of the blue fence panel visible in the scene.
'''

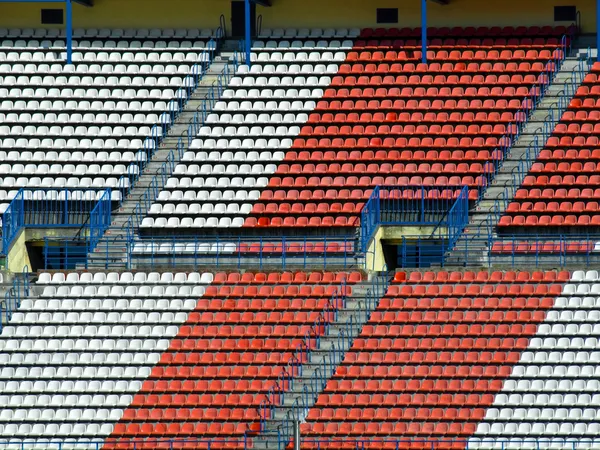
[88,189,112,251]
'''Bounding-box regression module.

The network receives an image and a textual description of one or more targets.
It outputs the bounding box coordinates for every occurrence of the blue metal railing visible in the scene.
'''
[1,188,112,254]
[0,266,30,334]
[360,185,469,254]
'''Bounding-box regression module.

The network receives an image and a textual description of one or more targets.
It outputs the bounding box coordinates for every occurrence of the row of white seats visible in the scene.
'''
[0,407,125,422]
[229,75,332,87]
[157,189,259,201]
[0,126,157,137]
[530,337,600,349]
[554,297,600,309]
[205,112,309,125]
[182,150,286,162]
[475,421,600,434]
[159,176,268,189]
[537,323,600,336]
[0,28,216,39]
[571,270,600,281]
[1,113,164,124]
[0,164,137,176]
[494,393,600,406]
[189,138,294,150]
[487,407,600,421]
[252,52,349,62]
[197,125,301,137]
[132,242,237,254]
[502,379,600,392]
[20,299,198,312]
[518,352,600,363]
[214,100,316,111]
[0,393,134,407]
[2,40,214,50]
[0,365,156,379]
[0,177,128,190]
[1,325,180,339]
[2,76,194,87]
[38,271,214,284]
[0,51,208,62]
[139,217,244,229]
[0,140,154,150]
[222,88,324,100]
[0,63,202,74]
[1,334,176,351]
[0,422,113,437]
[542,310,600,322]
[1,99,171,111]
[148,202,252,215]
[238,64,340,75]
[511,365,600,378]
[40,285,206,298]
[173,163,278,176]
[563,284,600,294]
[0,352,161,365]
[1,88,186,99]
[253,40,354,50]
[257,28,360,38]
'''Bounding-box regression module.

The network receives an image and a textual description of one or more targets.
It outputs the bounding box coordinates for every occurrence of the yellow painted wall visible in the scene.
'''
[7,230,31,275]
[0,0,595,33]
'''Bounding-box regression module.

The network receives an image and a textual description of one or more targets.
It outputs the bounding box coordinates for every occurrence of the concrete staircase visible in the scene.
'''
[252,274,390,450]
[83,44,240,269]
[444,55,589,267]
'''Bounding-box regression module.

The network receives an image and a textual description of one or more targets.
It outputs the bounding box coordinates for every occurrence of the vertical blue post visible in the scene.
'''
[421,0,427,64]
[245,0,251,67]
[66,0,72,64]
[597,0,600,62]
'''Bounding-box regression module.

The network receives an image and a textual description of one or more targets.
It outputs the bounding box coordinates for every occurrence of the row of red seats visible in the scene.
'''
[378,297,556,310]
[370,310,550,324]
[138,379,278,394]
[347,323,539,339]
[274,163,493,175]
[122,407,258,422]
[559,110,600,121]
[358,25,571,38]
[130,393,266,407]
[210,271,359,284]
[313,99,528,113]
[113,421,252,437]
[315,392,495,408]
[243,216,357,227]
[571,85,600,96]
[301,124,510,136]
[552,123,600,134]
[569,98,600,109]
[180,312,324,325]
[326,73,541,86]
[337,363,515,379]
[398,270,569,283]
[265,175,485,187]
[193,298,332,312]
[515,188,600,200]
[176,324,320,337]
[506,201,600,212]
[157,350,294,366]
[291,136,506,148]
[352,38,563,52]
[386,283,563,296]
[252,202,363,214]
[344,49,557,62]
[238,240,355,253]
[305,420,478,437]
[283,150,502,163]
[148,365,287,380]
[537,149,600,160]
[310,110,517,124]
[324,378,506,394]
[166,337,314,350]
[201,284,347,297]
[344,350,522,365]
[317,86,529,100]
[523,174,600,186]
[499,215,600,226]
[333,61,550,74]
[351,337,531,352]
[491,242,594,254]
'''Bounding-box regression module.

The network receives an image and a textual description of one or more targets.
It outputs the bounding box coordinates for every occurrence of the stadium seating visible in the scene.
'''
[499,62,600,232]
[144,26,566,233]
[299,270,600,448]
[0,28,216,200]
[0,270,359,443]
